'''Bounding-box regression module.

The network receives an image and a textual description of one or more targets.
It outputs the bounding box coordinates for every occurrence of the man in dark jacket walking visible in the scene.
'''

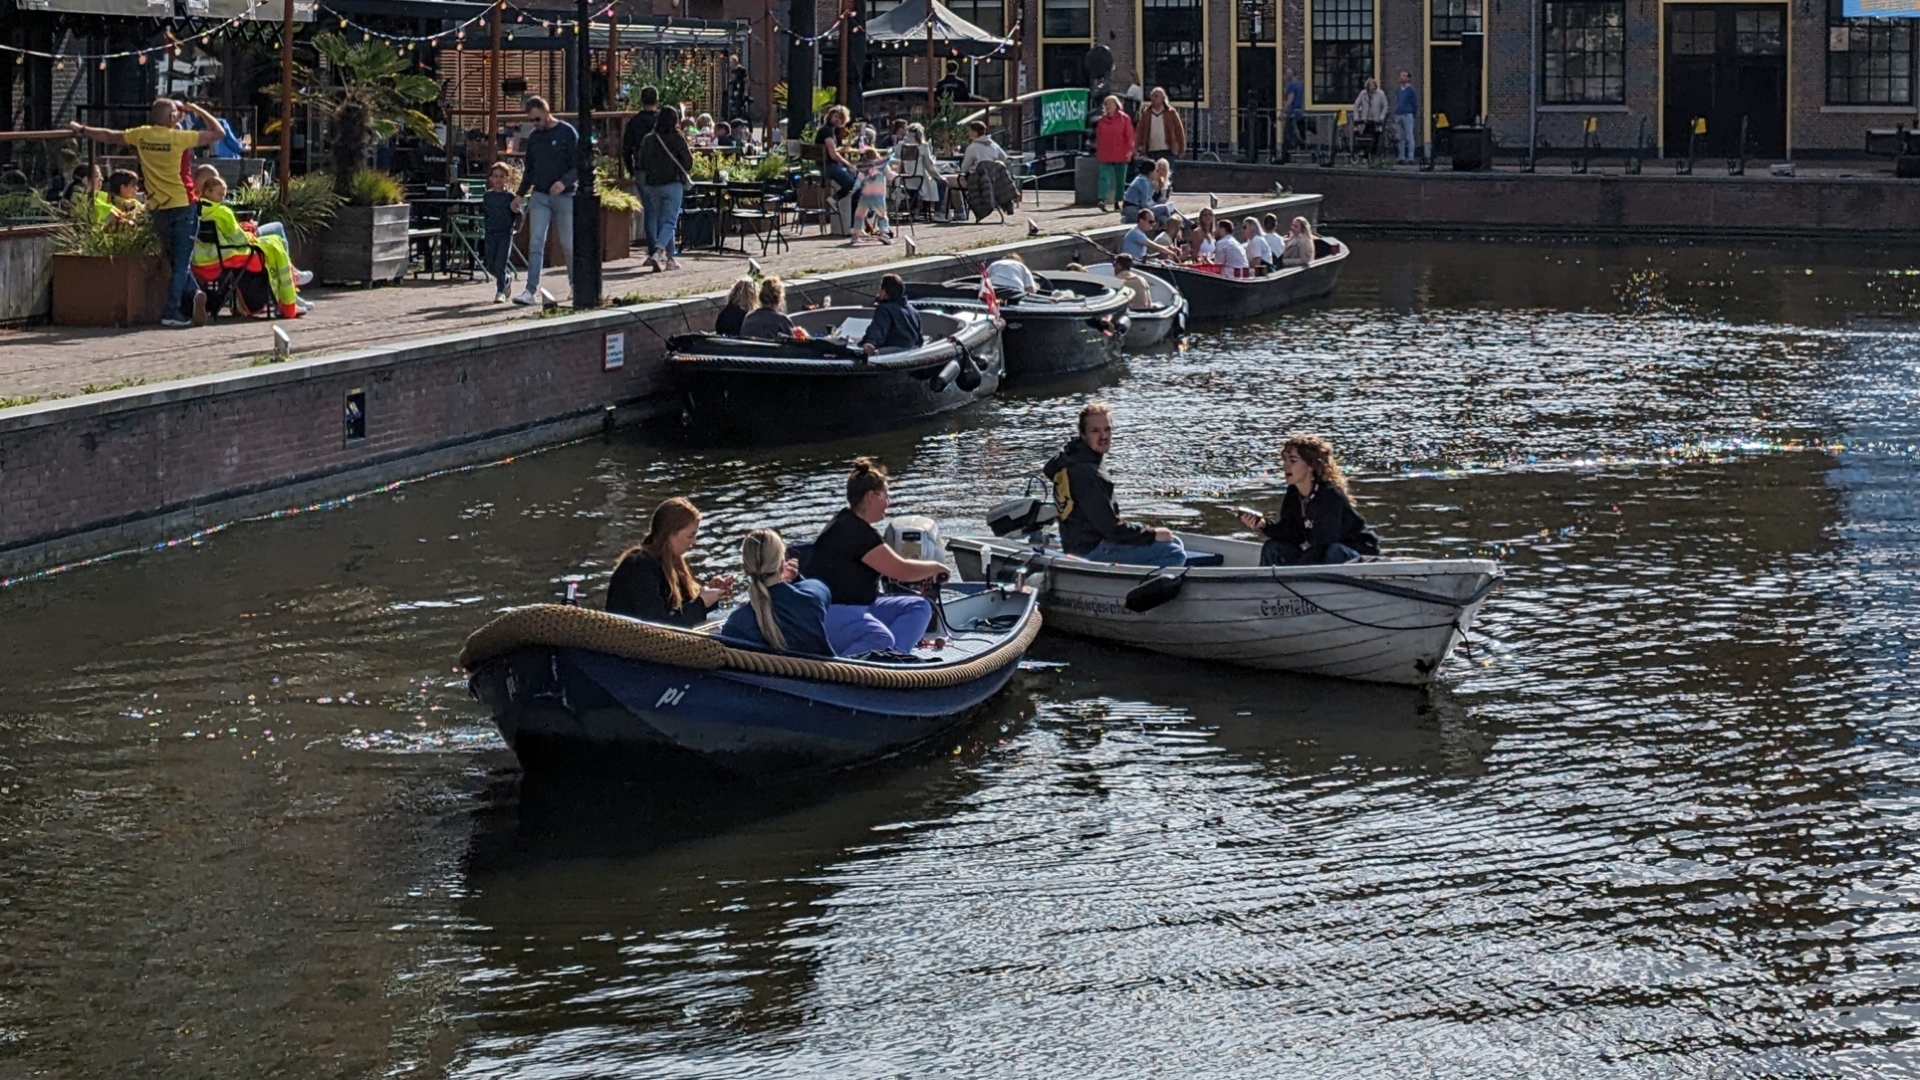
[511,96,578,305]
[1045,402,1188,567]
[621,86,660,259]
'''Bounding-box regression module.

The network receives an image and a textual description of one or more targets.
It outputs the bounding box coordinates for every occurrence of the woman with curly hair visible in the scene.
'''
[1235,437,1380,566]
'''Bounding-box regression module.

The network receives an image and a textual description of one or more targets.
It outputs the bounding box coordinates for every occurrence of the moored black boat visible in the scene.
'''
[671,306,1002,442]
[908,274,1130,380]
[462,583,1042,780]
[1152,237,1348,322]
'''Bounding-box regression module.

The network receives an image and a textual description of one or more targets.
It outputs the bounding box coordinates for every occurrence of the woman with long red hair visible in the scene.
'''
[606,497,735,625]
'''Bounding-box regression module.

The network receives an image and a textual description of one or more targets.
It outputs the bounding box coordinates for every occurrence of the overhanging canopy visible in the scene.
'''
[863,0,1011,58]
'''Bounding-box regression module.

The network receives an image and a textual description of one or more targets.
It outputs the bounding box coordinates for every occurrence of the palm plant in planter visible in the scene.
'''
[47,197,170,327]
[275,33,438,284]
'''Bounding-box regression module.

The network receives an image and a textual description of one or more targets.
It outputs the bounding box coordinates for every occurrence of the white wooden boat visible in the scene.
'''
[947,530,1499,687]
[1062,266,1186,350]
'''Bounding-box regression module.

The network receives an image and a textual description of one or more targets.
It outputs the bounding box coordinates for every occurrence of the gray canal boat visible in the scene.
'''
[1153,238,1348,322]
[670,306,1002,442]
[907,275,1130,379]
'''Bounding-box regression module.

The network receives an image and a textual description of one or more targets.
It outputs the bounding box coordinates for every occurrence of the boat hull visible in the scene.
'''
[673,308,1003,441]
[1157,242,1347,322]
[909,277,1130,380]
[471,646,1022,779]
[950,536,1497,687]
[1056,267,1186,351]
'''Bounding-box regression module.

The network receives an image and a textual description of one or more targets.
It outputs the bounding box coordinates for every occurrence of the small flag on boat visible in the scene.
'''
[978,265,1000,319]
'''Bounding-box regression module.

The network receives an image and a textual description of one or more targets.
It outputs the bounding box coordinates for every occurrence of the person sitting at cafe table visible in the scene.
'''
[720,528,834,655]
[892,123,950,222]
[191,175,311,318]
[740,276,797,339]
[1111,254,1157,312]
[607,496,736,625]
[716,276,755,336]
[861,273,923,354]
[1046,402,1188,568]
[1235,436,1379,566]
[101,169,141,226]
[1119,208,1179,261]
[810,459,946,657]
[959,120,1009,183]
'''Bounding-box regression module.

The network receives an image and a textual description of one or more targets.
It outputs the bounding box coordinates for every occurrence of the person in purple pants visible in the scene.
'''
[808,458,947,657]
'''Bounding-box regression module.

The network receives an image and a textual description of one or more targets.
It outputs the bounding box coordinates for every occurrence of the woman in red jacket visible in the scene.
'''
[1091,95,1136,213]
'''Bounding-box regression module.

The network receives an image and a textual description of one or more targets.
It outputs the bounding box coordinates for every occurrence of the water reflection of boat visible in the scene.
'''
[1032,636,1488,776]
[1150,239,1347,322]
[460,584,1041,779]
[907,274,1130,379]
[669,306,1002,442]
[1056,266,1186,350]
[950,524,1499,687]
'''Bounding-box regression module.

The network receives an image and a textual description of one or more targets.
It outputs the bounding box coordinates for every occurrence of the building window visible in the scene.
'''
[1431,0,1481,40]
[1309,0,1373,104]
[1041,0,1092,89]
[1542,0,1624,104]
[1142,0,1204,102]
[1044,0,1091,37]
[1237,0,1275,43]
[1828,0,1912,104]
[1668,6,1715,54]
[1734,8,1784,54]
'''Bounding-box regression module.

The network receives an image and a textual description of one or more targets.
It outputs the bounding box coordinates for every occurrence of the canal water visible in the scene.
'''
[1,240,1915,1079]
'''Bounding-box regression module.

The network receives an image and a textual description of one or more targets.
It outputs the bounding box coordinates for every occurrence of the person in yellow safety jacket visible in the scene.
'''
[191,175,305,318]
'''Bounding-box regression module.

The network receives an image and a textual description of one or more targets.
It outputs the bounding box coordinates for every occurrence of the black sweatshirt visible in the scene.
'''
[1259,481,1380,564]
[517,120,579,197]
[620,109,658,175]
[1045,437,1154,556]
[605,550,712,627]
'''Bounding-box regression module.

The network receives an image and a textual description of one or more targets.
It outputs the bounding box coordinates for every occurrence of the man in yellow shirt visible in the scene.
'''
[70,98,226,327]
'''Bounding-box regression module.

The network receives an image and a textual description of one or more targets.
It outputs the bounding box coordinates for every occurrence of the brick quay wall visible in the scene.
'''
[0,195,1316,578]
[1177,163,1920,240]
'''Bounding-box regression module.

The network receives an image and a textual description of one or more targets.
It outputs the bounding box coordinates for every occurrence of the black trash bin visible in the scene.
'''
[1450,125,1494,171]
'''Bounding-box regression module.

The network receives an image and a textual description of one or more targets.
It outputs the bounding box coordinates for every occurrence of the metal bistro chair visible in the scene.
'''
[725,180,790,255]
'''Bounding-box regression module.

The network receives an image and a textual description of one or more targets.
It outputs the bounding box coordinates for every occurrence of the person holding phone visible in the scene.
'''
[606,497,735,625]
[1235,436,1379,566]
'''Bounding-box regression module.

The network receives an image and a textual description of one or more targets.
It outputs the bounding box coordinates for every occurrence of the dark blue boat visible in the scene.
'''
[463,583,1041,780]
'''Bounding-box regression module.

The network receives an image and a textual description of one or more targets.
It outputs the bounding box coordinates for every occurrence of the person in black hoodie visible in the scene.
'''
[860,274,923,354]
[1045,402,1188,567]
[1235,436,1380,566]
[606,497,735,625]
[622,86,660,261]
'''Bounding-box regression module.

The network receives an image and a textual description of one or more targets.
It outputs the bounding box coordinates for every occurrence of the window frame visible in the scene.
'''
[1827,0,1914,106]
[1541,0,1626,106]
[1137,0,1207,105]
[1306,0,1376,107]
[1040,0,1093,91]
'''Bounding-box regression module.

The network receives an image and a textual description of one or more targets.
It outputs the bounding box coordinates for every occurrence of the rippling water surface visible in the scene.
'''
[1,240,1916,1078]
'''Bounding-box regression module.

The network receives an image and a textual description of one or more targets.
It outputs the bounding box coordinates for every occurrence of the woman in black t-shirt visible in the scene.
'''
[817,105,857,202]
[606,497,736,625]
[811,458,949,656]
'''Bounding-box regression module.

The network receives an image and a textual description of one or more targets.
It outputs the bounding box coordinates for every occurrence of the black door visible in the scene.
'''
[1428,34,1485,130]
[1665,4,1787,157]
[1237,48,1277,159]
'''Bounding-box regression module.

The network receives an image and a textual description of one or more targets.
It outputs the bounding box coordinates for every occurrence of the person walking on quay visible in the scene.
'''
[1282,70,1306,153]
[638,106,695,272]
[68,98,226,328]
[511,96,578,306]
[1135,87,1185,164]
[1092,96,1135,213]
[1393,71,1419,163]
[480,162,519,302]
[622,85,661,262]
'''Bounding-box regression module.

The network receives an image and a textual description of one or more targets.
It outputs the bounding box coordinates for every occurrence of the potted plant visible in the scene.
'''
[47,198,168,327]
[593,159,638,261]
[228,172,342,269]
[274,32,437,284]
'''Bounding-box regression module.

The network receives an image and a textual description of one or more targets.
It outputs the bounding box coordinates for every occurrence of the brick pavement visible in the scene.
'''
[0,194,1259,404]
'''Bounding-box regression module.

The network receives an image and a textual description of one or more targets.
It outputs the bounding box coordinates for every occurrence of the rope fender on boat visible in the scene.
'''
[459,603,1043,690]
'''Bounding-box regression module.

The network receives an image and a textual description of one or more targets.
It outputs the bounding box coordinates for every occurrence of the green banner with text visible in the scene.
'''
[1037,89,1089,137]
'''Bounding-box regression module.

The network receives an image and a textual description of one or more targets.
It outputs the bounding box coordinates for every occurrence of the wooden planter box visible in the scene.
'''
[601,206,632,261]
[315,203,409,285]
[50,253,169,327]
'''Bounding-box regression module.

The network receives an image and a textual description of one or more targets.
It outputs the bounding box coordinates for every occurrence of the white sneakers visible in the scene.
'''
[512,290,537,306]
[293,269,314,287]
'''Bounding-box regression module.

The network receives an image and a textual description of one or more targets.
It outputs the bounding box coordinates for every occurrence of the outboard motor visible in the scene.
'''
[985,496,1056,541]
[886,515,950,565]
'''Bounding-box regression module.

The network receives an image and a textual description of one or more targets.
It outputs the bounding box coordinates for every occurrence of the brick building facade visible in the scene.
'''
[737,0,1916,157]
